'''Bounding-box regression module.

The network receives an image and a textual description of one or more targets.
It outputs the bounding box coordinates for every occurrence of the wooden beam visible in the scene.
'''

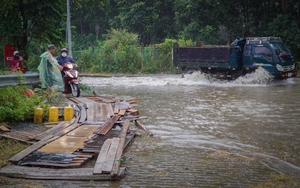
[0,165,126,180]
[126,108,139,116]
[93,138,112,175]
[106,103,114,117]
[97,115,119,135]
[111,120,130,179]
[34,121,70,141]
[135,120,153,136]
[0,133,35,144]
[118,109,126,116]
[113,100,120,114]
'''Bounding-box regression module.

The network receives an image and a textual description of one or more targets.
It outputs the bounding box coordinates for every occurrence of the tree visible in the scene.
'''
[0,0,66,55]
[173,0,223,44]
[111,0,176,46]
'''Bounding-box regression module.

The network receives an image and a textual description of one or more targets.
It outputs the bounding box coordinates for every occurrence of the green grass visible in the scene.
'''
[0,137,29,169]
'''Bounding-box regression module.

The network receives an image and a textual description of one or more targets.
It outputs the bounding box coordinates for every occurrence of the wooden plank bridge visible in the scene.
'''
[0,95,152,181]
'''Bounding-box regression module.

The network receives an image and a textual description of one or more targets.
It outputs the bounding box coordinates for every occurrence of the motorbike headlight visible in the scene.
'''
[276,64,284,71]
[67,64,73,69]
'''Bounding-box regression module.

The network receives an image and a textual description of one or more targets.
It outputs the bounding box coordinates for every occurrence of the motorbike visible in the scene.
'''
[63,62,80,97]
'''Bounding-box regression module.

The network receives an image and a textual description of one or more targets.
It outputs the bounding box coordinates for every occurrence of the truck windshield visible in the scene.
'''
[269,42,290,53]
[254,46,273,61]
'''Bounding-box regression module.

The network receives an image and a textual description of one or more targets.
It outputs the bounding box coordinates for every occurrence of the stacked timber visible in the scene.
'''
[0,95,152,181]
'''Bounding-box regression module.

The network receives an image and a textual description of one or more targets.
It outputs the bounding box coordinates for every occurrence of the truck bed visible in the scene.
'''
[175,45,230,62]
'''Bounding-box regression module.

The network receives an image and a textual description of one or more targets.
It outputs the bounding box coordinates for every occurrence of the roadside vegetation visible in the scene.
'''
[0,84,92,122]
[1,1,300,75]
[76,29,194,74]
[0,86,48,122]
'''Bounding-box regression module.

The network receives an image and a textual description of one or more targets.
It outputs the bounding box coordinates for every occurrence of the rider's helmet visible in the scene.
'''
[61,48,68,53]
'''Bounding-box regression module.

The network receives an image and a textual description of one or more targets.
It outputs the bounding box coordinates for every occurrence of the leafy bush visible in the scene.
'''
[76,29,142,74]
[0,86,48,122]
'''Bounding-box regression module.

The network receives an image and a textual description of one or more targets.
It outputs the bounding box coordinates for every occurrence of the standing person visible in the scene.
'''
[38,44,64,93]
[8,51,26,73]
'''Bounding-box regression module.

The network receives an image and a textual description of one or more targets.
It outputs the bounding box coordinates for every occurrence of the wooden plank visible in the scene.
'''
[0,125,10,132]
[66,124,99,137]
[51,122,82,139]
[9,136,59,163]
[93,138,112,175]
[34,121,71,141]
[95,103,112,121]
[126,108,139,116]
[83,95,115,100]
[106,103,114,117]
[97,115,119,135]
[111,120,130,178]
[67,97,82,104]
[38,136,87,154]
[102,137,120,173]
[75,97,98,104]
[86,102,96,121]
[24,162,82,168]
[126,116,148,121]
[0,133,36,144]
[113,100,120,114]
[77,103,87,123]
[118,109,126,116]
[83,102,111,122]
[4,131,38,140]
[0,165,126,180]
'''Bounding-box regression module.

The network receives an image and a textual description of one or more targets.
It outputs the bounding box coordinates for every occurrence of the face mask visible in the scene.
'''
[62,52,67,57]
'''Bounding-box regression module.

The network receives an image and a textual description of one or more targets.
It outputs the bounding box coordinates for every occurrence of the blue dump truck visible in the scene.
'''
[172,37,297,80]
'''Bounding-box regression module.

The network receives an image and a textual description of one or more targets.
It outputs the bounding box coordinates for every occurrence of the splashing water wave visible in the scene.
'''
[81,67,294,87]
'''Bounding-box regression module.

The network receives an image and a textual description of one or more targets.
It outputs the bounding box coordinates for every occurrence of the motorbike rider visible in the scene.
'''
[56,48,75,68]
[56,48,76,93]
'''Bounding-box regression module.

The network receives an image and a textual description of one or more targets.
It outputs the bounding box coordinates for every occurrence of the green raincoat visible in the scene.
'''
[38,52,64,92]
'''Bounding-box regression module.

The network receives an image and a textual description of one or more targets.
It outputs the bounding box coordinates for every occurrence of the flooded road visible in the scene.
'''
[81,70,300,187]
[5,70,300,187]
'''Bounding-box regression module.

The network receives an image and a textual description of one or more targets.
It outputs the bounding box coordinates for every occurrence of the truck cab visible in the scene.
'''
[242,37,297,79]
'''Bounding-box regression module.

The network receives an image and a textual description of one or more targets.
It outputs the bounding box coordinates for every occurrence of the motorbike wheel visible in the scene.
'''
[70,83,80,97]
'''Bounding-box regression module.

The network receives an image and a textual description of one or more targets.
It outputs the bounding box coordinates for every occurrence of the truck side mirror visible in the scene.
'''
[275,49,280,55]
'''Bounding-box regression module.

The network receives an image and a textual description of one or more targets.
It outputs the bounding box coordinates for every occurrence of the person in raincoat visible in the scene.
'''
[8,51,26,73]
[38,44,64,93]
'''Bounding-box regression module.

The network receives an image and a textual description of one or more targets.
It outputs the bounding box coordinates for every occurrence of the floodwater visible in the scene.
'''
[5,68,300,187]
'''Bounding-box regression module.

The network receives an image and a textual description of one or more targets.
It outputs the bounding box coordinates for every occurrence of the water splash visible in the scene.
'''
[233,67,273,85]
[81,67,294,87]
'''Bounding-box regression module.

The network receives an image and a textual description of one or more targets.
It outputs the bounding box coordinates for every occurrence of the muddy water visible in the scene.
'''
[5,70,300,187]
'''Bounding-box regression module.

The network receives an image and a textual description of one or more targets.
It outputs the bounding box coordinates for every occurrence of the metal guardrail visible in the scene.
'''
[0,72,40,87]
